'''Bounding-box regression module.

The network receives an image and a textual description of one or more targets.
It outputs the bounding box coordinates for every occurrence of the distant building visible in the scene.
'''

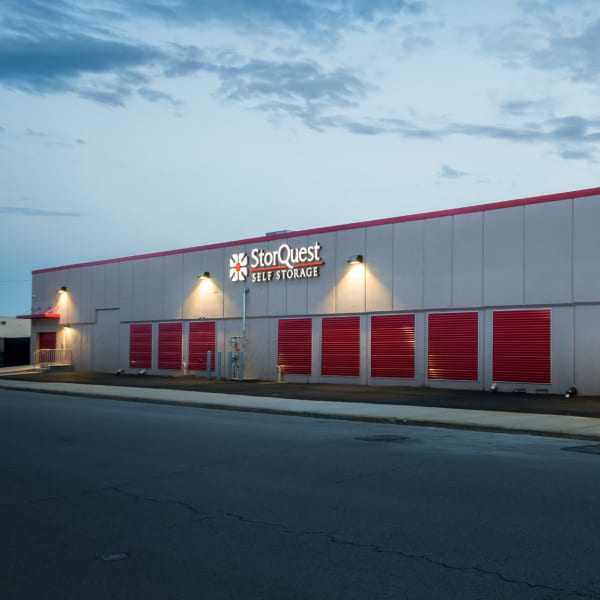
[0,317,31,367]
[19,186,600,395]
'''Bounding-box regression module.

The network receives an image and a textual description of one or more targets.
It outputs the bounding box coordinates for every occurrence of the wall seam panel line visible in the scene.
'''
[522,206,526,305]
[571,198,576,386]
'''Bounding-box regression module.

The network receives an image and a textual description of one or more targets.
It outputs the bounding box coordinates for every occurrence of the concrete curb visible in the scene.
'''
[3,379,600,441]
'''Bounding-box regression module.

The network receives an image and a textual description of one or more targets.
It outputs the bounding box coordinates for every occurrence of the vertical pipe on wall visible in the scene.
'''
[242,287,249,337]
[238,351,244,381]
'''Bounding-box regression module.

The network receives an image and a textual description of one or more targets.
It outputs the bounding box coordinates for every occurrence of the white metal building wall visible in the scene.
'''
[28,192,600,394]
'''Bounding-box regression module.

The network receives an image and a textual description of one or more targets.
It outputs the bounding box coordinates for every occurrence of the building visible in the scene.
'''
[19,186,600,395]
[0,317,30,368]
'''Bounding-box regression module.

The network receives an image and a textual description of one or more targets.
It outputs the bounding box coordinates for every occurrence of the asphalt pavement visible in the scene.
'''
[2,370,600,441]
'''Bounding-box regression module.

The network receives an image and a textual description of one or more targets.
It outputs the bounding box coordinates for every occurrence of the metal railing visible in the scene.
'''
[34,348,73,366]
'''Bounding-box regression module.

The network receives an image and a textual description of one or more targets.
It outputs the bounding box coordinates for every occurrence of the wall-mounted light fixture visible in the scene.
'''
[196,272,210,280]
[58,286,68,294]
[347,254,363,265]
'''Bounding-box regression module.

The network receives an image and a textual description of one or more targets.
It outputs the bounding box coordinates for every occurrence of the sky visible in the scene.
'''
[1,0,600,316]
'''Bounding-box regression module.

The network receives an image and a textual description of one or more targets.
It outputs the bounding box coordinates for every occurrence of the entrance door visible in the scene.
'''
[38,332,56,350]
[37,332,57,364]
[93,309,121,373]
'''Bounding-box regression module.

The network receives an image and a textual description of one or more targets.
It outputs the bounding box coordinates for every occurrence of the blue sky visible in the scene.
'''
[1,0,600,315]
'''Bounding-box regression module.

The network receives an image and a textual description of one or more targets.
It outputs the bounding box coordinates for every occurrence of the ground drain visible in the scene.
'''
[561,444,600,455]
[355,434,409,442]
[101,552,130,562]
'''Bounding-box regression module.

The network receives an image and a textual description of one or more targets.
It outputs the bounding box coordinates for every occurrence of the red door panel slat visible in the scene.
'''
[493,310,551,384]
[428,312,478,381]
[321,316,360,377]
[129,324,152,369]
[158,322,182,370]
[371,314,415,378]
[278,318,312,375]
[189,321,216,371]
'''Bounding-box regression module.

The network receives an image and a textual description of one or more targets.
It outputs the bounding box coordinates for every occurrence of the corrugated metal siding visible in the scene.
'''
[493,309,551,383]
[428,312,478,381]
[189,321,216,371]
[129,324,152,368]
[321,316,360,377]
[158,322,182,370]
[278,318,312,375]
[371,314,415,378]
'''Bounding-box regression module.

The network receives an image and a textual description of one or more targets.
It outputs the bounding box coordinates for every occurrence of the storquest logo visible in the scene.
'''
[229,242,324,283]
[229,252,248,282]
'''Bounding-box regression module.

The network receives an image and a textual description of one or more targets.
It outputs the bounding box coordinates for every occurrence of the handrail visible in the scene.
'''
[34,348,73,366]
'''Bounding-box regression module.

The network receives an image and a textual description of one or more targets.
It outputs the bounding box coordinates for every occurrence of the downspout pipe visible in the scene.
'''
[242,287,249,338]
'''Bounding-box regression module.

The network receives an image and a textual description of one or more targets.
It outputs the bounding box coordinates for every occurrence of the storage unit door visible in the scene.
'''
[189,321,216,371]
[158,322,182,370]
[129,324,152,369]
[278,318,312,375]
[428,312,478,381]
[371,314,415,378]
[321,316,360,377]
[493,309,551,384]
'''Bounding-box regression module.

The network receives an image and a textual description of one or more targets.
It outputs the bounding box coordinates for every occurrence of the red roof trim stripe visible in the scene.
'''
[33,186,600,274]
[17,312,60,320]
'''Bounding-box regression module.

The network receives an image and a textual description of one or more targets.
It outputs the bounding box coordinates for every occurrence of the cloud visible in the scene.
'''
[162,47,370,128]
[281,111,600,160]
[128,0,427,40]
[532,19,600,80]
[137,86,180,106]
[438,165,469,180]
[0,33,162,98]
[1,0,596,163]
[0,206,82,217]
[518,0,588,15]
[480,4,600,83]
[218,60,366,106]
[499,98,555,117]
[20,127,86,148]
[559,148,594,160]
[1,1,394,110]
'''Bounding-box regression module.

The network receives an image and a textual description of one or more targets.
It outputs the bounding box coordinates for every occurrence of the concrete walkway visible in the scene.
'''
[3,378,600,441]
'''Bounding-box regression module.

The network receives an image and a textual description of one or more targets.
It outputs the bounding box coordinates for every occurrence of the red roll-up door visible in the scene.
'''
[189,321,216,371]
[371,314,415,378]
[428,312,478,381]
[321,316,360,377]
[278,318,312,375]
[158,322,182,370]
[129,324,152,369]
[493,309,551,384]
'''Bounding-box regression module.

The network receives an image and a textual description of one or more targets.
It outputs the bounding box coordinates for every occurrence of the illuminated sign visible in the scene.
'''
[229,242,324,283]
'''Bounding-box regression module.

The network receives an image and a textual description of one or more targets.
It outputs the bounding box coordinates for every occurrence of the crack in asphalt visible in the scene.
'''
[2,468,190,508]
[106,489,599,600]
[327,533,600,599]
[110,486,210,518]
[16,472,597,600]
[3,440,333,508]
[216,510,327,536]
[158,498,600,599]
